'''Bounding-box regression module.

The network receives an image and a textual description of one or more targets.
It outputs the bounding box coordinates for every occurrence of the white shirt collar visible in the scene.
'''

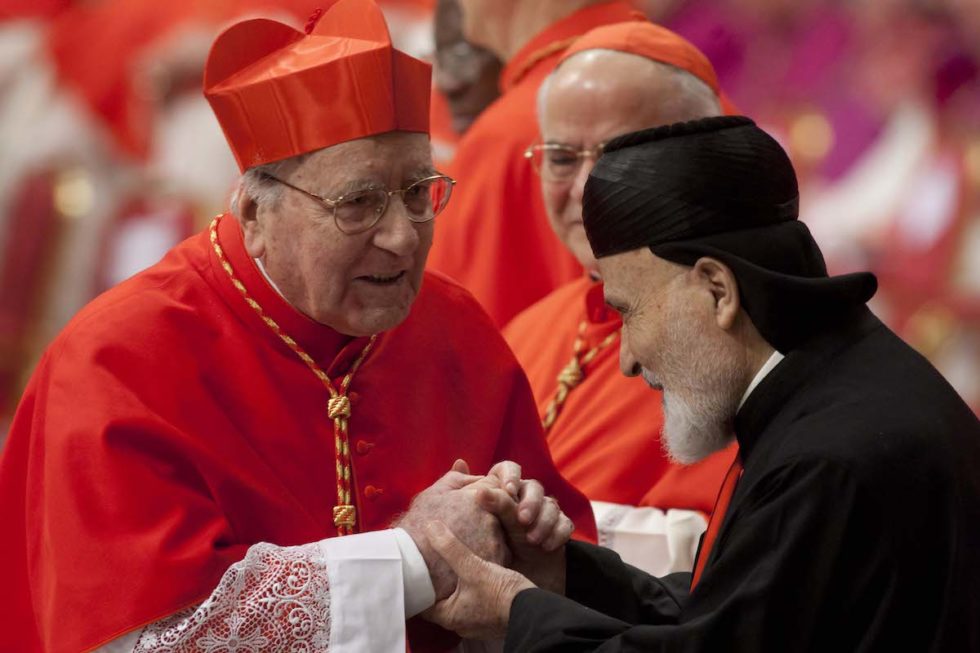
[738,350,785,411]
[253,257,286,299]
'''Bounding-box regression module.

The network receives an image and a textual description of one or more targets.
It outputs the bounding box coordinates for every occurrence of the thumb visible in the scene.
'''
[451,459,470,474]
[425,521,482,579]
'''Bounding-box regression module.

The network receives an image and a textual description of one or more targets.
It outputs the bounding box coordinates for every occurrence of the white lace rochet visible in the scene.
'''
[131,541,332,653]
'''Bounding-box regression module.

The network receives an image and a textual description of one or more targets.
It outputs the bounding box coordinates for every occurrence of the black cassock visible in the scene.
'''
[506,307,980,652]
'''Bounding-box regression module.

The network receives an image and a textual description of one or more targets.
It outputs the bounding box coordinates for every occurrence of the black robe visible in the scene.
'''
[506,308,980,652]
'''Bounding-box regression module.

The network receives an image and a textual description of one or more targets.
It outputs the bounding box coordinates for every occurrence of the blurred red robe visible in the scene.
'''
[0,215,595,653]
[426,1,643,327]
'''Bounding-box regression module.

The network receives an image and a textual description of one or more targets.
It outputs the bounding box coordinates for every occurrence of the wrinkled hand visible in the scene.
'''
[471,461,571,593]
[484,461,574,546]
[423,521,535,640]
[475,482,569,594]
[396,460,510,599]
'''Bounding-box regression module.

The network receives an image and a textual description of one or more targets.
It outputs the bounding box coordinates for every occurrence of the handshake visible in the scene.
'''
[396,459,571,639]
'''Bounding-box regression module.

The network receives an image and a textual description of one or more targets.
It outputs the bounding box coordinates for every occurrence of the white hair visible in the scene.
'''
[536,50,722,129]
[229,154,309,217]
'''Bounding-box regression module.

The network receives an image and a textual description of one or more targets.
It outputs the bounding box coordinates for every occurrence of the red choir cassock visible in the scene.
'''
[426,1,645,327]
[505,277,736,513]
[0,216,596,653]
[0,2,595,651]
[504,22,741,521]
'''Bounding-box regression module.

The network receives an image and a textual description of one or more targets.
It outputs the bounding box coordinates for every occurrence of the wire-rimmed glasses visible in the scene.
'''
[524,143,607,182]
[263,173,456,235]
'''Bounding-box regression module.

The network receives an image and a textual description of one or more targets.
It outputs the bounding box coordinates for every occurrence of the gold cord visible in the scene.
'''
[209,217,376,535]
[541,321,618,432]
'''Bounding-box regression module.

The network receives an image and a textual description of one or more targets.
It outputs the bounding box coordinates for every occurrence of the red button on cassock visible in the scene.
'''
[355,440,374,455]
[364,485,383,499]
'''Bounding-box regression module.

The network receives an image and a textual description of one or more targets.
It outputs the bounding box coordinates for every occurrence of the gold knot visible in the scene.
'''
[557,359,583,388]
[333,504,356,528]
[328,395,351,419]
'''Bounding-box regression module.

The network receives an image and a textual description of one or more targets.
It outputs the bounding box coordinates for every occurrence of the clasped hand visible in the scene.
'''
[396,459,570,639]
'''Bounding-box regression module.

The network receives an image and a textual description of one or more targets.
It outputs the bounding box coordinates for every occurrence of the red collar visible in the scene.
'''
[500,1,643,91]
[211,214,373,374]
[584,277,618,326]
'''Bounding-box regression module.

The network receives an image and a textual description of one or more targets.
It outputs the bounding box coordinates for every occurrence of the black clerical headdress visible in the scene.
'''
[582,115,877,352]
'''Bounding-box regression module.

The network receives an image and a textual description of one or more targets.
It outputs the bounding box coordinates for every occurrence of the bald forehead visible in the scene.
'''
[553,49,673,90]
[539,49,720,133]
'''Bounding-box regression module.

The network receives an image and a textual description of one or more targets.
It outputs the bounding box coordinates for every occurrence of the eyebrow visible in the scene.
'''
[319,179,380,197]
[331,168,439,196]
[409,166,440,181]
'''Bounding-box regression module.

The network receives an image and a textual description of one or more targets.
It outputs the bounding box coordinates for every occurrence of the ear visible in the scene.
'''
[692,257,740,331]
[235,187,266,258]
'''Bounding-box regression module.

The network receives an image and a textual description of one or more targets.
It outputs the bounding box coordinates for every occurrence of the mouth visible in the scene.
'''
[356,271,406,286]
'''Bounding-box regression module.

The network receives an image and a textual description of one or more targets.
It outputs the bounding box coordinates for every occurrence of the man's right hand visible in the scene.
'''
[474,483,568,595]
[395,460,510,600]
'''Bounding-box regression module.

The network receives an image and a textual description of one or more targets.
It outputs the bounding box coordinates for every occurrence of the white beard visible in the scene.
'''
[660,389,737,464]
[640,299,742,464]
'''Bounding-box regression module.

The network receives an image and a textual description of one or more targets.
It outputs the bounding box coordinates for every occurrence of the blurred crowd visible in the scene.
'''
[0,0,977,429]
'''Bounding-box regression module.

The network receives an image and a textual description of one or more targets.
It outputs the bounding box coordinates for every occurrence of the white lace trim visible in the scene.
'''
[132,541,331,653]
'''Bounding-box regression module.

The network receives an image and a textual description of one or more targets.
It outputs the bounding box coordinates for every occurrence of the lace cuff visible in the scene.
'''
[131,540,331,652]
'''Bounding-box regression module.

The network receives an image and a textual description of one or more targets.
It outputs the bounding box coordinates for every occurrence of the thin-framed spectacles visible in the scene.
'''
[524,142,607,182]
[262,173,456,235]
[436,41,499,83]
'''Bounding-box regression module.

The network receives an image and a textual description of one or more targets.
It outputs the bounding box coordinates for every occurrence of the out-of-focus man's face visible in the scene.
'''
[538,52,691,272]
[243,132,437,336]
[435,0,503,134]
[599,248,741,462]
[455,0,508,51]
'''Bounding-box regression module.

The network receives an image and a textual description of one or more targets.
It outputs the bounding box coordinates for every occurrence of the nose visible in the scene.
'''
[568,155,597,203]
[619,339,641,377]
[372,198,422,256]
[435,65,465,96]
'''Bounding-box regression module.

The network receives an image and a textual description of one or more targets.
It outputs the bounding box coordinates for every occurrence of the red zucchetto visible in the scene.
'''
[204,0,432,171]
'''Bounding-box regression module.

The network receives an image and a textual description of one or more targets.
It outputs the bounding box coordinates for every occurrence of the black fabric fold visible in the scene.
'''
[582,115,876,351]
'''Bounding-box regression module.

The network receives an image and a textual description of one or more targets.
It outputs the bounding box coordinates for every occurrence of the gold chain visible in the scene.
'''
[541,320,618,432]
[209,217,376,535]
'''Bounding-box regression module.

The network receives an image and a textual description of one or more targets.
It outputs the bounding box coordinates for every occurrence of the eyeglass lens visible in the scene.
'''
[333,177,453,231]
[530,146,588,181]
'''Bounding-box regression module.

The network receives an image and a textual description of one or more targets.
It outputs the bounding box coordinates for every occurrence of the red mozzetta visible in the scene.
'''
[0,215,595,653]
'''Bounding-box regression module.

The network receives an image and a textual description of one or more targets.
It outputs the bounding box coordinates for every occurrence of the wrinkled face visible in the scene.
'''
[435,0,503,134]
[242,132,436,336]
[599,249,742,463]
[538,53,694,271]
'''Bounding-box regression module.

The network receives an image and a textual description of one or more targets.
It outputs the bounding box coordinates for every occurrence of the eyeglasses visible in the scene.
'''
[263,173,456,235]
[436,41,499,83]
[524,142,607,182]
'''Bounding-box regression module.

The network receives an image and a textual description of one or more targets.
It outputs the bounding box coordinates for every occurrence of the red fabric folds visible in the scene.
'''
[0,216,595,652]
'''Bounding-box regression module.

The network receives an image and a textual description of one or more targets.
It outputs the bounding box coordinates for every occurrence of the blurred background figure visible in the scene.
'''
[426,0,642,329]
[0,0,327,429]
[0,0,978,435]
[430,0,502,167]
